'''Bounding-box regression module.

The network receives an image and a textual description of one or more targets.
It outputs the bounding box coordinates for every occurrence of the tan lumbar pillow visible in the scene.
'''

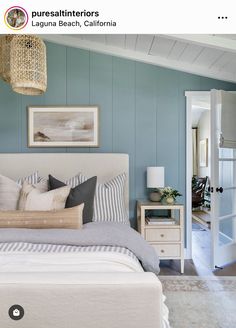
[18,182,70,211]
[0,204,84,229]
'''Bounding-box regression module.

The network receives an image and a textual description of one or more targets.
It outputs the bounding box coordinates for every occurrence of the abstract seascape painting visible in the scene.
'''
[28,106,99,147]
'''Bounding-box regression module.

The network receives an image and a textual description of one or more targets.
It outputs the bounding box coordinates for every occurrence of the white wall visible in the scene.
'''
[197,110,210,178]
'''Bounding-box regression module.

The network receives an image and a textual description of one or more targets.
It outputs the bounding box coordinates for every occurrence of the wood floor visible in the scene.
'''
[159,218,236,276]
[159,259,236,276]
[192,210,211,227]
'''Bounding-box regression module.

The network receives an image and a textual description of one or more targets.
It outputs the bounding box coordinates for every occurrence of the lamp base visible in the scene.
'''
[149,191,161,202]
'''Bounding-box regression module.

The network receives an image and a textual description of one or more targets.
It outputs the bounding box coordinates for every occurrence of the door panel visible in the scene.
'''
[221,92,236,148]
[218,189,234,217]
[219,217,234,245]
[219,161,234,188]
[219,148,235,159]
[211,90,236,269]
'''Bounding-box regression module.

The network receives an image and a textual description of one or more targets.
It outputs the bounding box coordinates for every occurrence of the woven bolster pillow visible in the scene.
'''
[0,204,84,229]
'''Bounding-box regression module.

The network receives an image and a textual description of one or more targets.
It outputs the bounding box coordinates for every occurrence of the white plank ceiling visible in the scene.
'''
[43,34,236,83]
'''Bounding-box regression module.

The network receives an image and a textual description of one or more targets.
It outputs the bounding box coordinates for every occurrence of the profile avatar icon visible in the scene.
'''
[5,6,28,30]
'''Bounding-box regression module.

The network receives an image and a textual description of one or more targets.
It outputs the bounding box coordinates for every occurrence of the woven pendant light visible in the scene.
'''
[0,35,13,83]
[10,35,47,95]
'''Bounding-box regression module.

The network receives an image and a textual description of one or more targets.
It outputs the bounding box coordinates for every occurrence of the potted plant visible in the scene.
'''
[160,187,182,204]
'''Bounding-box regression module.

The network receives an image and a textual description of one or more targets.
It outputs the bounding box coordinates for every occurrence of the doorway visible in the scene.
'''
[186,92,212,271]
[191,100,211,269]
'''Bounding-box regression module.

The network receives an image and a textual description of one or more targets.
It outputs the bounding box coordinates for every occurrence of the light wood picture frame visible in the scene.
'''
[28,106,99,147]
[199,138,208,167]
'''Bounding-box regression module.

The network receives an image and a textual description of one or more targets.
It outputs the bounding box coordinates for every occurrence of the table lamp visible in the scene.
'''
[147,167,165,202]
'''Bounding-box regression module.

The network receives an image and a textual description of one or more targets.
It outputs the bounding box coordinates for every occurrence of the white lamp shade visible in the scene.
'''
[147,167,165,188]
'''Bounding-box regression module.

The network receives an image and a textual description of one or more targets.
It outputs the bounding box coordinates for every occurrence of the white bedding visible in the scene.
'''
[0,242,143,272]
[0,251,144,273]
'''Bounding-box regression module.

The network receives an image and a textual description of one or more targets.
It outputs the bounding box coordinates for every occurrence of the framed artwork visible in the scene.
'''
[28,106,99,147]
[199,138,208,167]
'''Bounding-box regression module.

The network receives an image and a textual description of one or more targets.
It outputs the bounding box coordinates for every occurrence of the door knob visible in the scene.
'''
[216,187,224,193]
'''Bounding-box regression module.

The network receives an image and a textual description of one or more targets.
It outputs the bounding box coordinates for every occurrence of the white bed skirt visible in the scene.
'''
[0,272,168,328]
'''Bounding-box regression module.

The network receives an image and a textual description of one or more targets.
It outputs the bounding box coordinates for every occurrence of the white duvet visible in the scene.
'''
[0,251,144,273]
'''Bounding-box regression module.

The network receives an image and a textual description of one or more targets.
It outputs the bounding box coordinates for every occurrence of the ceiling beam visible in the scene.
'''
[166,34,236,53]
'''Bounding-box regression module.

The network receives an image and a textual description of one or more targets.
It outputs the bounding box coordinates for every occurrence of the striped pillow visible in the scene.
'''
[39,175,80,189]
[79,173,129,224]
[65,175,80,188]
[17,171,39,186]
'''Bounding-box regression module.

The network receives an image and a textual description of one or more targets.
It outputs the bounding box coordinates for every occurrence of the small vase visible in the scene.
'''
[165,196,175,204]
[149,191,161,202]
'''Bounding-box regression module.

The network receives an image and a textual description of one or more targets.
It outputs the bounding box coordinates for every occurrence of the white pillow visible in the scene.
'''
[18,181,70,211]
[78,173,129,224]
[34,179,49,193]
[0,172,39,211]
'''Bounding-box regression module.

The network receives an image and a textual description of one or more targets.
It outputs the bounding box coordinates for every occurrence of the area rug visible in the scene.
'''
[159,276,236,328]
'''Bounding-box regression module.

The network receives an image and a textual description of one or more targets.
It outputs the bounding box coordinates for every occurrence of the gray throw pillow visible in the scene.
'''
[48,174,97,224]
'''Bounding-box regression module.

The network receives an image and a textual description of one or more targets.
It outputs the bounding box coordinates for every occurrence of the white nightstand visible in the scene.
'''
[137,200,185,274]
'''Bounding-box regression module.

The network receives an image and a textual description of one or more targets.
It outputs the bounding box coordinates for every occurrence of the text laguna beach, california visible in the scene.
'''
[32,20,117,28]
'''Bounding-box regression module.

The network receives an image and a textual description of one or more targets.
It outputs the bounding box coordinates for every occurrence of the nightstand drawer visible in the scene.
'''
[151,243,181,257]
[145,228,180,242]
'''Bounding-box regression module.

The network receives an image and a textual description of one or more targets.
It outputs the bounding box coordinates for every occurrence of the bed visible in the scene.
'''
[0,153,170,328]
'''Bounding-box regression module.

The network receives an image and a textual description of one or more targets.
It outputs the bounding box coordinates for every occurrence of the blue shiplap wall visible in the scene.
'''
[1,41,236,226]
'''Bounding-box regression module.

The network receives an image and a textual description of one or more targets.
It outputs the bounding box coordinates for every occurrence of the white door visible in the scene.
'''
[211,90,236,269]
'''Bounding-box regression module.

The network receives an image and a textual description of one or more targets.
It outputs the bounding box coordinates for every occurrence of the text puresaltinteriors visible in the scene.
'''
[32,10,99,18]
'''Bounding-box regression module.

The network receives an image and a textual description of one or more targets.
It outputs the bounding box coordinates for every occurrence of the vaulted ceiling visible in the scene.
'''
[43,34,236,83]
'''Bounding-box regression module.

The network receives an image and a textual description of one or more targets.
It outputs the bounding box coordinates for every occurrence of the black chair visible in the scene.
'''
[192,176,208,209]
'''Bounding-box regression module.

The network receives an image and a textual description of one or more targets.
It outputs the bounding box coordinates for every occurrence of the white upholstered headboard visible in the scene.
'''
[0,153,129,210]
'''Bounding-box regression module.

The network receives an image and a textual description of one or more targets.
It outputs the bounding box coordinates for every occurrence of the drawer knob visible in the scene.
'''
[160,234,164,237]
[161,249,165,253]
